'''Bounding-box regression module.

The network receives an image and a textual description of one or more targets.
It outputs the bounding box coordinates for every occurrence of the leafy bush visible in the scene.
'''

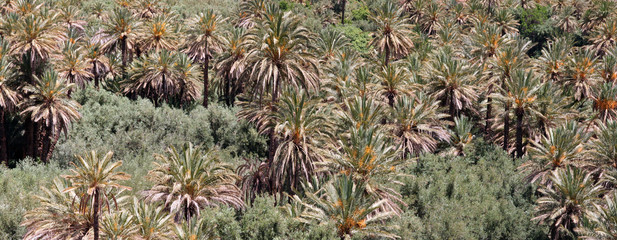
[398,141,547,239]
[516,5,560,56]
[331,25,371,53]
[240,196,290,240]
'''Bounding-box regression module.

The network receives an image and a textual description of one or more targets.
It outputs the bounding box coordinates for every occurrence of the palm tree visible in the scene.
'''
[215,27,249,106]
[373,64,416,107]
[497,69,542,158]
[244,8,319,163]
[577,191,617,239]
[533,167,603,240]
[62,151,132,240]
[447,115,474,156]
[185,10,226,108]
[592,83,617,122]
[269,89,332,195]
[100,7,140,80]
[291,174,399,239]
[142,143,244,223]
[600,48,617,83]
[57,4,86,32]
[565,47,600,101]
[173,54,202,107]
[20,70,81,162]
[535,38,571,82]
[0,40,18,165]
[339,95,383,132]
[590,18,617,56]
[519,121,589,184]
[100,211,139,240]
[55,43,94,90]
[172,216,216,240]
[589,120,617,170]
[425,48,479,118]
[369,1,415,66]
[389,94,450,157]
[131,198,174,240]
[316,28,350,65]
[237,0,267,28]
[21,179,93,240]
[84,39,110,89]
[138,14,179,52]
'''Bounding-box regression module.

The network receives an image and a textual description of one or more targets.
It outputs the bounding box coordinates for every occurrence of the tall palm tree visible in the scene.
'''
[100,7,140,80]
[497,69,542,158]
[215,27,249,106]
[389,94,450,157]
[55,43,93,90]
[0,40,18,165]
[84,39,110,89]
[565,48,600,101]
[533,167,603,240]
[447,115,474,156]
[577,191,617,239]
[425,48,479,118]
[373,64,416,107]
[185,10,226,108]
[142,143,244,223]
[138,13,179,52]
[369,1,415,66]
[291,174,399,239]
[244,8,319,163]
[535,38,571,82]
[237,0,267,28]
[519,121,589,184]
[62,151,132,240]
[269,89,332,195]
[21,179,93,240]
[20,70,81,162]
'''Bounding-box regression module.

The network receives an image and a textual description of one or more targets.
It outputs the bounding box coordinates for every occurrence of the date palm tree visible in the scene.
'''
[21,179,93,240]
[215,27,249,106]
[496,69,542,158]
[592,82,617,123]
[369,1,414,66]
[535,38,571,82]
[565,48,600,101]
[100,211,139,240]
[142,143,244,223]
[237,0,267,28]
[244,8,319,163]
[55,43,93,90]
[185,10,226,108]
[533,167,603,240]
[0,40,18,165]
[577,191,617,239]
[20,70,81,162]
[62,151,132,240]
[590,18,617,56]
[519,121,589,184]
[84,39,110,89]
[447,115,474,156]
[100,7,140,80]
[589,120,617,171]
[138,13,179,52]
[425,48,479,118]
[269,89,332,195]
[131,198,174,240]
[317,28,350,65]
[389,94,450,157]
[374,64,416,107]
[291,174,398,239]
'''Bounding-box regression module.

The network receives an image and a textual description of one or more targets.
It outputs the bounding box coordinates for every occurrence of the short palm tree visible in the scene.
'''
[237,0,267,28]
[389,94,450,157]
[185,10,226,108]
[57,4,86,31]
[269,89,332,195]
[20,70,81,162]
[100,7,140,79]
[519,121,589,184]
[589,120,617,170]
[369,1,415,66]
[21,179,93,240]
[292,174,399,239]
[447,115,474,156]
[142,143,244,223]
[316,28,350,64]
[592,82,617,123]
[100,211,139,240]
[131,198,174,240]
[172,216,216,240]
[62,151,132,240]
[590,18,617,56]
[533,167,603,240]
[0,40,18,165]
[339,95,383,131]
[535,38,571,82]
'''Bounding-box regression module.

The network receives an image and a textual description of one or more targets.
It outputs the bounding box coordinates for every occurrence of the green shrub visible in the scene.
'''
[241,196,290,240]
[331,25,371,53]
[516,5,560,56]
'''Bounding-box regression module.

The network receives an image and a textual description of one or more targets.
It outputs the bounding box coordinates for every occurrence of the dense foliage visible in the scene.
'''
[1,0,617,239]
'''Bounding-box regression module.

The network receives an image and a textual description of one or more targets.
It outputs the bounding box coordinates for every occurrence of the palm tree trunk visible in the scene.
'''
[268,82,280,172]
[449,91,456,119]
[486,85,493,137]
[516,107,524,158]
[503,102,510,152]
[121,37,128,80]
[388,94,394,107]
[37,123,46,162]
[93,187,100,240]
[385,44,390,67]
[93,61,99,89]
[225,73,231,106]
[203,41,210,108]
[46,128,60,162]
[341,0,346,25]
[0,110,7,165]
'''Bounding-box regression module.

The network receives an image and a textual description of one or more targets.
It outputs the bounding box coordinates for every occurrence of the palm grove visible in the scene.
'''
[1,0,617,239]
